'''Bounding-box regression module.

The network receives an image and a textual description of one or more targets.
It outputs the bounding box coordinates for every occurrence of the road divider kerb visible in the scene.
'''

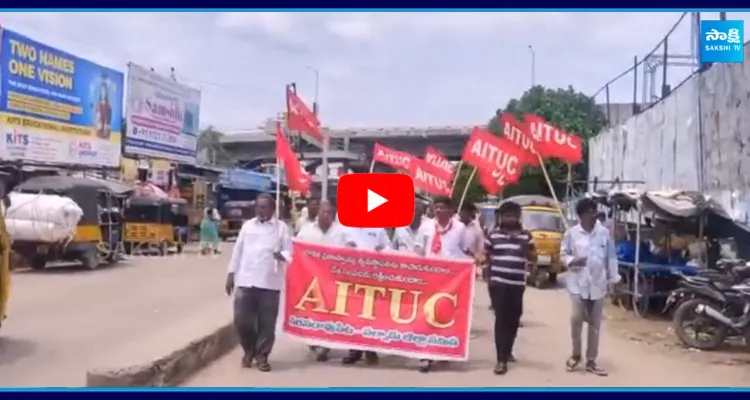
[85,322,238,387]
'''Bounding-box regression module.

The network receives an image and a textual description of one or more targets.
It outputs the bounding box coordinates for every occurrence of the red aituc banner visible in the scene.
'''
[372,143,416,175]
[523,114,583,164]
[412,157,452,197]
[283,240,475,361]
[462,127,525,189]
[499,112,539,166]
[424,146,456,181]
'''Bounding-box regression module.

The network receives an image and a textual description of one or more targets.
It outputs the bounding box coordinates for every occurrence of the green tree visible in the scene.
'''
[197,126,234,165]
[456,85,608,201]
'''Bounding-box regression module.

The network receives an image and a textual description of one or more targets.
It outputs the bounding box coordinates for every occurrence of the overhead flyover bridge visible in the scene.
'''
[219,121,474,173]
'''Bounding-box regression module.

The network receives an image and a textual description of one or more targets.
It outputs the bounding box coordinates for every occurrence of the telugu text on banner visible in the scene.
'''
[283,240,475,361]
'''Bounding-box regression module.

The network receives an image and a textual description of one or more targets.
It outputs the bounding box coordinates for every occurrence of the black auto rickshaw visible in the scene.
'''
[220,200,255,240]
[12,176,133,270]
[123,196,189,255]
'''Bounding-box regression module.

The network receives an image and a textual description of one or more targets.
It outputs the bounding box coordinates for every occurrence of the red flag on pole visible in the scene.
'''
[499,112,539,166]
[286,86,323,142]
[461,126,526,188]
[412,158,452,197]
[276,121,312,193]
[523,114,583,164]
[372,143,416,175]
[424,146,456,181]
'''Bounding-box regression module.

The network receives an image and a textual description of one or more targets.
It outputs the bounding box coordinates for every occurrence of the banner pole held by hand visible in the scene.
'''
[536,152,569,230]
[449,160,464,198]
[275,157,282,273]
[457,166,477,214]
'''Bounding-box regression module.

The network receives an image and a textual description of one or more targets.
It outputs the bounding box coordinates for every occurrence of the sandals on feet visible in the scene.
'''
[566,356,581,372]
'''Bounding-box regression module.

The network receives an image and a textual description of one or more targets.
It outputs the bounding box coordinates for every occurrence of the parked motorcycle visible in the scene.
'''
[662,259,749,316]
[671,263,750,350]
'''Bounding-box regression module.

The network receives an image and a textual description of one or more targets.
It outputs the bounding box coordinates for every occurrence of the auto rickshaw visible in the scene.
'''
[220,200,255,240]
[123,196,188,255]
[12,176,133,270]
[504,195,567,287]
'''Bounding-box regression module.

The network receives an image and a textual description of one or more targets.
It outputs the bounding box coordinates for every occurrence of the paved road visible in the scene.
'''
[0,245,231,387]
[186,282,750,387]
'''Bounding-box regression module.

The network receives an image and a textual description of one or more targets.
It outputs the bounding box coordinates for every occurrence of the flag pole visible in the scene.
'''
[368,159,376,173]
[274,157,282,273]
[536,152,569,229]
[449,160,464,197]
[457,167,477,214]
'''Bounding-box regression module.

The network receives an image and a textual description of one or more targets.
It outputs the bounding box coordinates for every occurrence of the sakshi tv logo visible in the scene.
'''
[700,20,744,63]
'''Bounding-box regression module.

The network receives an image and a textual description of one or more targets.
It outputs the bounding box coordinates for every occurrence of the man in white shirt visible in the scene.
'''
[560,198,619,376]
[344,227,390,252]
[458,202,485,258]
[393,200,426,255]
[341,225,391,366]
[296,200,347,362]
[295,197,320,234]
[415,196,471,373]
[225,193,292,372]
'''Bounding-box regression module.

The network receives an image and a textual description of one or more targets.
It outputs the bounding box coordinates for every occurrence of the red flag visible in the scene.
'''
[461,126,525,189]
[372,143,416,175]
[276,121,312,193]
[412,158,452,197]
[424,146,456,181]
[478,169,504,195]
[523,114,583,164]
[500,113,539,166]
[286,86,323,142]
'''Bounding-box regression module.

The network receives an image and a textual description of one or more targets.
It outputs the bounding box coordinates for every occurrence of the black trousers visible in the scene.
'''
[233,286,280,358]
[489,284,525,363]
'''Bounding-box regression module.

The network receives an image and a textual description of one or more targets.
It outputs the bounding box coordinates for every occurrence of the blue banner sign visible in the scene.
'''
[0,27,124,167]
[220,168,273,192]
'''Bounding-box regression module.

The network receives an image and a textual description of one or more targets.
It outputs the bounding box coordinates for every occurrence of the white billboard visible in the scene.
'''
[124,63,201,163]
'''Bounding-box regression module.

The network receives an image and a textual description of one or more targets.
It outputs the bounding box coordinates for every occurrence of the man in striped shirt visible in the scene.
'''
[485,201,536,375]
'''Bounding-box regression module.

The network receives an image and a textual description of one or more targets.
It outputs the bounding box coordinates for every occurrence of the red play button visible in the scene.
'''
[338,173,415,228]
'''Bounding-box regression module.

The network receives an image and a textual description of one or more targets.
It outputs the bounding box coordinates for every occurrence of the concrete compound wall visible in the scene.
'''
[589,44,750,224]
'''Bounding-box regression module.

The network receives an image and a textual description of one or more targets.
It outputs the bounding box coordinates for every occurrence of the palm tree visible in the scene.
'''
[197,126,232,165]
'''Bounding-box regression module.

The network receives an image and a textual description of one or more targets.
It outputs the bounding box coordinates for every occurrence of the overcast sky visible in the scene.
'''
[0,12,744,132]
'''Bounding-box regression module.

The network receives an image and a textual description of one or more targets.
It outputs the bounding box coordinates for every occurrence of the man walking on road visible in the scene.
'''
[485,201,534,375]
[296,200,347,362]
[415,196,470,373]
[225,193,292,372]
[560,198,619,377]
[341,225,391,366]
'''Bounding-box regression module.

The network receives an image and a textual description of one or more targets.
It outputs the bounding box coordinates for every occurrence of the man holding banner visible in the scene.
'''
[296,200,347,362]
[414,196,472,373]
[341,226,391,366]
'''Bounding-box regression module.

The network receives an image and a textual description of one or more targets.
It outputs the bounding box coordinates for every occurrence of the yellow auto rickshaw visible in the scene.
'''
[123,196,188,255]
[220,200,255,241]
[12,176,133,270]
[504,195,567,287]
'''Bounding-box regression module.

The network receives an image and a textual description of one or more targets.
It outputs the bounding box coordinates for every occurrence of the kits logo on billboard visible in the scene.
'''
[5,130,29,146]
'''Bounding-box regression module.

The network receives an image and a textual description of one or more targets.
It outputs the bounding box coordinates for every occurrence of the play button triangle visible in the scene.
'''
[367,189,388,212]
